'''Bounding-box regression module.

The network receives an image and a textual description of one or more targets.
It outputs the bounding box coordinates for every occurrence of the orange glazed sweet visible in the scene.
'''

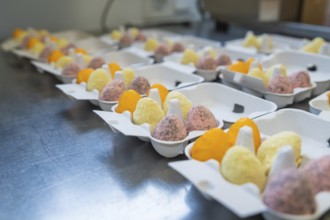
[49,36,58,42]
[26,37,40,49]
[228,58,255,74]
[227,117,261,152]
[191,128,231,163]
[228,61,247,74]
[147,84,169,104]
[47,50,64,63]
[116,90,141,113]
[12,28,23,39]
[108,63,122,79]
[76,68,94,84]
[75,48,88,55]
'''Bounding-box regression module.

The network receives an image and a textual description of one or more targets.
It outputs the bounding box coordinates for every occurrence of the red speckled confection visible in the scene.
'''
[99,79,126,101]
[288,71,312,88]
[216,54,232,66]
[267,75,293,94]
[185,105,217,132]
[154,44,171,58]
[135,32,147,42]
[87,57,106,69]
[263,168,316,215]
[152,114,187,141]
[38,47,52,62]
[129,76,150,94]
[60,43,76,55]
[171,42,185,53]
[196,56,217,70]
[301,155,330,195]
[40,35,47,43]
[119,34,133,47]
[62,62,81,76]
[20,35,32,49]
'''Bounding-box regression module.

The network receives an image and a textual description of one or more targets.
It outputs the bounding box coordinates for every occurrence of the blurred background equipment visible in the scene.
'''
[0,0,201,39]
[202,0,330,40]
[203,0,301,23]
[1,0,330,40]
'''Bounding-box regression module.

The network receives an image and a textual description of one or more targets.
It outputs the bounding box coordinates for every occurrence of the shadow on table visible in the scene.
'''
[98,133,189,194]
[183,186,263,220]
[57,101,109,134]
[1,51,29,68]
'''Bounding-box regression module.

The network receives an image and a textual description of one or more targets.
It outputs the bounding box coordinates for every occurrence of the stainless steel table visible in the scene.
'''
[0,23,317,220]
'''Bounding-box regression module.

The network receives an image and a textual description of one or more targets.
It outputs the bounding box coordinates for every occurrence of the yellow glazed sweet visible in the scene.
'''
[86,69,111,92]
[122,68,135,88]
[133,97,165,130]
[111,30,123,41]
[257,131,301,173]
[181,49,199,65]
[221,146,266,191]
[163,91,192,120]
[55,56,74,69]
[144,38,158,52]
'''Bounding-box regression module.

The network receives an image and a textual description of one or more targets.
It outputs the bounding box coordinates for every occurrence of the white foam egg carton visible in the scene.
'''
[225,33,298,54]
[128,35,221,63]
[170,108,330,219]
[221,51,327,108]
[10,31,99,61]
[269,34,308,50]
[31,61,75,84]
[1,38,20,52]
[93,82,276,156]
[56,82,115,108]
[52,29,93,42]
[171,35,221,50]
[75,37,117,55]
[174,82,277,123]
[164,47,262,82]
[98,62,204,111]
[94,109,223,157]
[56,81,98,101]
[309,91,330,122]
[55,62,205,111]
[262,51,330,96]
[101,50,153,68]
[135,62,204,89]
[31,50,152,84]
[100,28,179,47]
[1,29,92,52]
[12,49,39,60]
[221,69,316,108]
[142,28,179,39]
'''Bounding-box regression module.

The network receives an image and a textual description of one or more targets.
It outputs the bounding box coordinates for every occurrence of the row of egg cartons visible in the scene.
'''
[170,108,330,220]
[3,26,222,65]
[4,28,330,220]
[1,28,279,158]
[221,31,330,108]
[226,30,330,56]
[101,28,330,108]
[5,27,330,63]
[220,51,330,108]
[3,26,225,82]
[3,27,330,111]
[162,45,330,108]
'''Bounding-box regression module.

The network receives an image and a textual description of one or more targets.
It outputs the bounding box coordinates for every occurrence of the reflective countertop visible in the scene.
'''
[0,23,314,220]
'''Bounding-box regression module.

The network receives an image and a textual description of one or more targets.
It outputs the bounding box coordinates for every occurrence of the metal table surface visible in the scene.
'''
[0,23,314,220]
